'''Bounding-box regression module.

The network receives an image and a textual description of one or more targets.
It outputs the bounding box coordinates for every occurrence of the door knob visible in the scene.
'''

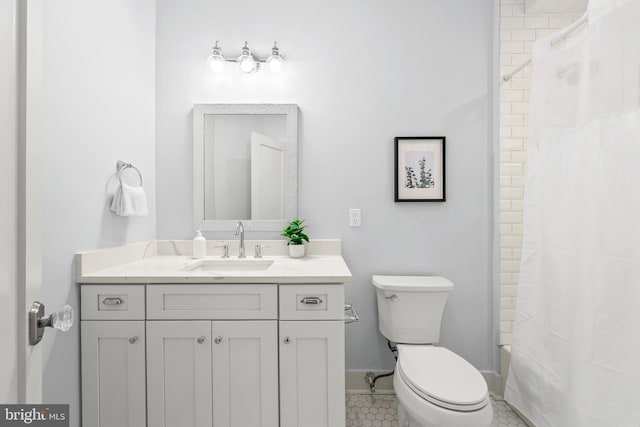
[29,302,73,346]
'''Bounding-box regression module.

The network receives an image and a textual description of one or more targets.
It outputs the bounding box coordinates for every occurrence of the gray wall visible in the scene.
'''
[41,0,156,425]
[156,0,497,372]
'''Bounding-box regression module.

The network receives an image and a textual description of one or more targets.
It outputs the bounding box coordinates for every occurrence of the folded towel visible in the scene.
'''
[110,169,149,216]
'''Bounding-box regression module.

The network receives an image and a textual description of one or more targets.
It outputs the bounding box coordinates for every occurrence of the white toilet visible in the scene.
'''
[372,275,493,427]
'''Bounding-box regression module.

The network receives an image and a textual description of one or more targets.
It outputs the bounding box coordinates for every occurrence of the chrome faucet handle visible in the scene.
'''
[214,244,229,258]
[254,244,270,258]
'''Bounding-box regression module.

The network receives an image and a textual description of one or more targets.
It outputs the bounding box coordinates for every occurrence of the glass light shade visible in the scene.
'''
[238,55,257,73]
[266,55,284,74]
[237,42,257,74]
[206,54,225,73]
[206,42,226,74]
[266,42,284,75]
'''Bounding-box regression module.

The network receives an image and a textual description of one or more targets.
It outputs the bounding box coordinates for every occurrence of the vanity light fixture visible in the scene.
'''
[206,41,284,76]
[206,41,226,74]
[237,42,258,74]
[265,42,284,75]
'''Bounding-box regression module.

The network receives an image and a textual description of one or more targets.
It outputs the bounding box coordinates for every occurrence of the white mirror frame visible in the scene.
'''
[193,104,299,231]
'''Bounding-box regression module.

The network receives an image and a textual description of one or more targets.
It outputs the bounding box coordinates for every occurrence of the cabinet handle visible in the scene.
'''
[128,336,138,344]
[102,297,124,305]
[300,296,323,305]
[197,336,206,344]
[214,336,222,344]
[283,336,291,344]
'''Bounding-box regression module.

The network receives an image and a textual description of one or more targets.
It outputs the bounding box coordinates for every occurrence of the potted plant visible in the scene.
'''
[282,219,309,258]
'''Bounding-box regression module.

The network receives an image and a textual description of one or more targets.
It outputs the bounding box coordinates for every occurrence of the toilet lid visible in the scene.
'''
[397,345,488,412]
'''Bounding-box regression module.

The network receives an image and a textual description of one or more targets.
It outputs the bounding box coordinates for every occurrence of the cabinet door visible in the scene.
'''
[212,321,278,427]
[81,321,146,427]
[279,321,345,427]
[146,321,212,427]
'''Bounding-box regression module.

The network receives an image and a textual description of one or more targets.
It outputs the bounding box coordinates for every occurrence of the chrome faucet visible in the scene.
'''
[235,221,246,258]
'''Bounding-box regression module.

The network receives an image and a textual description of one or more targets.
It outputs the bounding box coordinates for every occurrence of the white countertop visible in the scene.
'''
[76,240,352,284]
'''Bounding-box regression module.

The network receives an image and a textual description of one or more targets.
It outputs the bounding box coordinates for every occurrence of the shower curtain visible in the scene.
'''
[504,0,640,426]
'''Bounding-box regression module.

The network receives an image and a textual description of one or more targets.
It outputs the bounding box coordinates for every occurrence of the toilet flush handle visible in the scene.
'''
[385,294,398,302]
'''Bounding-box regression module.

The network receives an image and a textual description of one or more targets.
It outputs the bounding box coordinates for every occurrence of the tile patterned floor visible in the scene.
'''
[346,394,527,427]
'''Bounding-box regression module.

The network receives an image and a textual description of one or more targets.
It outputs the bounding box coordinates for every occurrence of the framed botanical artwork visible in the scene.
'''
[394,136,446,202]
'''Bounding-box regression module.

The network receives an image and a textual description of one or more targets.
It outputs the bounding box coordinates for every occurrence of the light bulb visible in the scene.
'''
[206,42,225,74]
[266,56,283,74]
[237,42,257,74]
[266,42,284,75]
[207,55,225,73]
[239,56,256,73]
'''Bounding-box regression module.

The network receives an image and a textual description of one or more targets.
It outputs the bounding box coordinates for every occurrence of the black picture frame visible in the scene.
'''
[394,136,446,202]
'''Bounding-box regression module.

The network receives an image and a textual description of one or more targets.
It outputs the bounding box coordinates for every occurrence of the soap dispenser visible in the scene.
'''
[193,230,206,259]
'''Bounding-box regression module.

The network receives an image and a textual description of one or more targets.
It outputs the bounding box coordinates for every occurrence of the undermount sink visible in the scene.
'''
[181,258,274,272]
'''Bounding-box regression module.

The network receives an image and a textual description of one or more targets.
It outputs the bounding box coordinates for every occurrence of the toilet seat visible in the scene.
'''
[397,345,489,412]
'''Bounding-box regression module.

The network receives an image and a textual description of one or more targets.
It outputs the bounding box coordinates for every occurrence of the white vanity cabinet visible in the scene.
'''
[146,321,213,427]
[279,285,346,427]
[80,286,146,427]
[146,320,279,427]
[80,282,345,427]
[146,284,279,427]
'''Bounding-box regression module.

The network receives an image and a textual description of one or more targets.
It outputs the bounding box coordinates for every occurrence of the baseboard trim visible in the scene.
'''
[345,370,395,394]
[482,371,504,397]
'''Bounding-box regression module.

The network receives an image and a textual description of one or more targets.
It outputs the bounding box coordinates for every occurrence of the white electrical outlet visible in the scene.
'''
[349,209,362,227]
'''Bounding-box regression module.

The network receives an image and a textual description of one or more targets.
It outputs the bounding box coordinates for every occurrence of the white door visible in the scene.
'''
[0,0,43,404]
[212,321,279,427]
[251,131,285,220]
[279,321,346,427]
[81,321,146,427]
[146,321,213,427]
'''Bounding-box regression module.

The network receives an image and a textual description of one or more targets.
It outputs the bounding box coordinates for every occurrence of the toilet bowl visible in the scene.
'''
[372,275,493,427]
[394,345,492,427]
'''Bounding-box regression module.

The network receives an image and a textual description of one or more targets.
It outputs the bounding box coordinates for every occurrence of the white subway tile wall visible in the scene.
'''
[499,0,581,345]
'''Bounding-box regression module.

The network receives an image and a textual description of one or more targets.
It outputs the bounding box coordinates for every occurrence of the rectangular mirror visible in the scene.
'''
[193,104,298,231]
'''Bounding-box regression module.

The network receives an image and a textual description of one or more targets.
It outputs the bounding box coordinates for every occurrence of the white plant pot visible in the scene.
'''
[289,244,305,258]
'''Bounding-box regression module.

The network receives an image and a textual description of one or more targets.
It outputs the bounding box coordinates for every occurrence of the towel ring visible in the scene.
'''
[116,160,143,186]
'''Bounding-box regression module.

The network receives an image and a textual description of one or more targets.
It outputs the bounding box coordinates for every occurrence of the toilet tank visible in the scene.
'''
[372,275,453,344]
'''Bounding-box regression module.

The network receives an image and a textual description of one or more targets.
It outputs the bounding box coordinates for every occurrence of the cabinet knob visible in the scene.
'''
[128,336,139,344]
[283,336,291,344]
[197,336,206,344]
[214,336,223,344]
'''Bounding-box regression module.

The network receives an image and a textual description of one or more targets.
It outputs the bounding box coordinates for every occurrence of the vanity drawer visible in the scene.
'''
[81,285,145,320]
[147,284,278,320]
[279,284,344,320]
